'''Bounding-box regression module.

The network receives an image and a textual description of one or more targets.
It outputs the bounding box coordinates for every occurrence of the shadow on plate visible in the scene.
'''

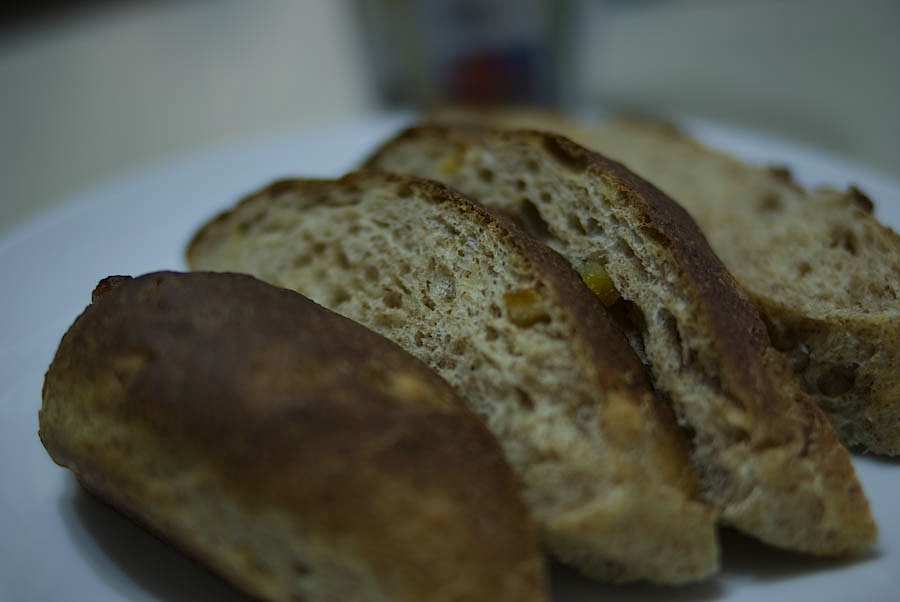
[59,472,881,601]
[718,527,881,581]
[550,561,726,601]
[550,523,881,600]
[59,475,252,602]
[852,450,900,467]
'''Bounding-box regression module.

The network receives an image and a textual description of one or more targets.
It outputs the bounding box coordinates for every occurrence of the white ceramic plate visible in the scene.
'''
[1,114,898,602]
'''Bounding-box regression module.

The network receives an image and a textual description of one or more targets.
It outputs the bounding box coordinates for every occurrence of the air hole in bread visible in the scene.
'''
[542,136,589,171]
[583,217,603,237]
[331,286,351,306]
[364,265,380,281]
[757,192,782,213]
[829,226,859,255]
[515,179,527,192]
[607,299,649,365]
[374,312,403,329]
[817,364,858,397]
[435,356,456,370]
[760,314,794,352]
[394,278,412,296]
[478,168,495,183]
[383,288,403,308]
[234,218,253,236]
[515,387,534,410]
[450,339,467,356]
[762,313,810,371]
[515,199,553,242]
[336,250,351,269]
[788,344,811,373]
[796,261,812,277]
[574,403,596,431]
[567,214,586,235]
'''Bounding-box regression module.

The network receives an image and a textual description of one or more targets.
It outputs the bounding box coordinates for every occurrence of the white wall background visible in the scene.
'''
[574,0,900,177]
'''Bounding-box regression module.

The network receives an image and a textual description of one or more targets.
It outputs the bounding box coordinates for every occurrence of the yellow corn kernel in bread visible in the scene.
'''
[504,288,550,326]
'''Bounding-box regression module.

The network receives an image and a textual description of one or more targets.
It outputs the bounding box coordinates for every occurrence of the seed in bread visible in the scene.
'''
[363,124,878,557]
[39,271,548,602]
[187,170,720,584]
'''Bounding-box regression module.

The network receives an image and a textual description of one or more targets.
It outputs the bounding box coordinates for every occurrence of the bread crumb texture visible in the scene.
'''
[187,171,719,584]
[420,109,900,456]
[363,124,877,557]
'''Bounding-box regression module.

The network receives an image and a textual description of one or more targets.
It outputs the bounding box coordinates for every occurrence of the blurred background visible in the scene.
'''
[2,0,898,235]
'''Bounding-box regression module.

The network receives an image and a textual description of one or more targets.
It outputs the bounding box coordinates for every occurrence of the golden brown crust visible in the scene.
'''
[363,124,878,556]
[40,271,547,602]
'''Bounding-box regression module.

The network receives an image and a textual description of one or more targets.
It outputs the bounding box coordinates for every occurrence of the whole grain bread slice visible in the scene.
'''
[40,271,548,602]
[187,170,719,584]
[427,107,900,456]
[363,125,878,557]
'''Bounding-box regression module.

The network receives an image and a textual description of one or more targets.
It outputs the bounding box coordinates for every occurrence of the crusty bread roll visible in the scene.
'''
[39,271,548,602]
[427,107,900,456]
[187,170,719,584]
[363,124,878,557]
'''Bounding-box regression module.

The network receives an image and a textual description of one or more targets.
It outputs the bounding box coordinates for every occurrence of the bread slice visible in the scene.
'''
[40,271,548,602]
[363,125,878,556]
[187,171,719,584]
[427,107,900,456]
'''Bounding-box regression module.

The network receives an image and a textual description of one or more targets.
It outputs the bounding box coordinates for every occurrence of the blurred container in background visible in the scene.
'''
[353,0,573,107]
[352,0,900,179]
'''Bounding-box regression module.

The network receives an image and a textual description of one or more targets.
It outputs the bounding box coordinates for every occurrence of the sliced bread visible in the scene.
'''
[428,107,900,456]
[363,125,878,556]
[40,271,548,602]
[187,171,719,584]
